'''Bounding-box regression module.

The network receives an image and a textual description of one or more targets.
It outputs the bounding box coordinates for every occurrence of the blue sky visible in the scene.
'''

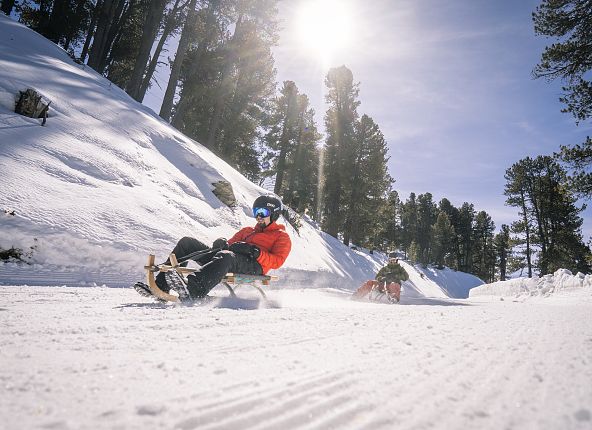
[145,0,591,239]
[270,0,591,238]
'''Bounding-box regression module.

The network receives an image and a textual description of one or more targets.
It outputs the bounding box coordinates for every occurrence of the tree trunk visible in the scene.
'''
[159,0,197,121]
[274,91,296,196]
[205,15,244,148]
[285,107,305,208]
[80,0,102,63]
[137,0,183,101]
[171,0,219,128]
[520,190,533,278]
[44,0,69,43]
[127,0,168,101]
[88,0,125,72]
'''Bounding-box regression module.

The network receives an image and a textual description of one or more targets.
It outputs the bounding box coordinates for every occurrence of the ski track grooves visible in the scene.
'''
[174,371,364,430]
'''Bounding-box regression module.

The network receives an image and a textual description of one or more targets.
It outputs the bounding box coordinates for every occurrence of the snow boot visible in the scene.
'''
[133,282,166,303]
[164,272,192,303]
[385,282,401,304]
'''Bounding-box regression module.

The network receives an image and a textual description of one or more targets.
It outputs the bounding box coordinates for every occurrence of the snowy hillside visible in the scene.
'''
[0,15,383,290]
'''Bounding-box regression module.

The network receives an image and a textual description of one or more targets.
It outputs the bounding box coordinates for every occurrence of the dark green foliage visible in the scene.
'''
[534,1,592,203]
[504,155,591,275]
[558,137,592,199]
[319,66,392,248]
[431,212,456,269]
[472,211,496,282]
[343,114,393,248]
[105,0,145,88]
[400,193,418,255]
[264,82,321,217]
[494,224,512,281]
[321,65,360,238]
[18,0,94,52]
[416,193,438,264]
[2,0,17,15]
[533,0,592,123]
[379,191,403,252]
[173,0,279,179]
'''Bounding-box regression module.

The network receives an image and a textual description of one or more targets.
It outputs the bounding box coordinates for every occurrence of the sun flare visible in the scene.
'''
[295,0,354,65]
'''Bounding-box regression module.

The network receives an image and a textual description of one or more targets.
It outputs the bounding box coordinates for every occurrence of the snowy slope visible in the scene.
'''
[0,15,384,290]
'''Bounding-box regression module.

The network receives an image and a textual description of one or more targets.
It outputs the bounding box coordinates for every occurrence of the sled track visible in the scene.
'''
[0,264,138,288]
[1,287,592,430]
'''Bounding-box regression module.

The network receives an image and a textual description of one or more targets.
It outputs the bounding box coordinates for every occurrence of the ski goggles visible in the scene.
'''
[253,207,272,218]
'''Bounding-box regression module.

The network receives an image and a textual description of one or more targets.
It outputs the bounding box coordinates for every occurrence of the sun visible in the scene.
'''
[295,0,354,66]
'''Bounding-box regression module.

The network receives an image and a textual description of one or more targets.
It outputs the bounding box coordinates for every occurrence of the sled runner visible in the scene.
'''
[141,253,278,303]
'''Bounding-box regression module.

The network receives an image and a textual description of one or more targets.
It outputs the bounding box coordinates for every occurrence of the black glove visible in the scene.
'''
[212,237,228,250]
[229,241,260,259]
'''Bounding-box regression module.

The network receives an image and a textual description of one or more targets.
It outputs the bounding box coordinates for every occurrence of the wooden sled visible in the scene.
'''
[144,253,278,303]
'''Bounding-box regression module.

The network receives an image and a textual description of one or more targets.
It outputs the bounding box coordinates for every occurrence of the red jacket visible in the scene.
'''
[228,222,291,274]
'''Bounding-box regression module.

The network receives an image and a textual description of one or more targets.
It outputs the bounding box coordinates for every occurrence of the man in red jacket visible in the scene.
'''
[154,194,291,301]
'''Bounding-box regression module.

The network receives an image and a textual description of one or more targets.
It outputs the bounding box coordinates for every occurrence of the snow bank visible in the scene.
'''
[469,269,592,298]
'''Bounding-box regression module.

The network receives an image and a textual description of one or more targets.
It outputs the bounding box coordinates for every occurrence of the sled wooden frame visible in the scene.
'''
[144,253,278,303]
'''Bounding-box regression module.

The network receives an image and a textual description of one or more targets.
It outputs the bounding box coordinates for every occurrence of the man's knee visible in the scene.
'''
[215,250,235,261]
[177,236,197,248]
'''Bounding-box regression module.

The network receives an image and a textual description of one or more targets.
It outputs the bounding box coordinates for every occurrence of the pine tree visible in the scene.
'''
[505,160,535,277]
[321,65,360,238]
[400,193,418,257]
[533,0,592,123]
[472,211,496,282]
[408,240,420,263]
[265,80,300,195]
[432,211,456,269]
[19,0,94,52]
[416,193,437,264]
[505,155,591,275]
[104,0,145,88]
[380,190,403,252]
[559,137,592,199]
[283,95,322,216]
[343,114,392,247]
[438,198,460,269]
[533,1,592,202]
[457,202,475,273]
[171,0,279,179]
[494,224,511,281]
[87,0,133,73]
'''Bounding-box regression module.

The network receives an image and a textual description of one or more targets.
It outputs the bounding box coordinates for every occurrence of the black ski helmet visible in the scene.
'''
[252,194,283,222]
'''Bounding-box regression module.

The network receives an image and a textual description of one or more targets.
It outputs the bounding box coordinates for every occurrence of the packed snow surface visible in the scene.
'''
[1,285,592,430]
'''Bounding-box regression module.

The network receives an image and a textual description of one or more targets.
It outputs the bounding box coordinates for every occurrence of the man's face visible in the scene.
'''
[256,215,271,226]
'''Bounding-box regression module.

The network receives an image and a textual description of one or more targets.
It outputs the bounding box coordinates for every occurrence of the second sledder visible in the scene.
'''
[135,194,291,302]
[352,258,409,304]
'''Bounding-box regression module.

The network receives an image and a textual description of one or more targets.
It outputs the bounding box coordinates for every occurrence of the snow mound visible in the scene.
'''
[469,269,592,298]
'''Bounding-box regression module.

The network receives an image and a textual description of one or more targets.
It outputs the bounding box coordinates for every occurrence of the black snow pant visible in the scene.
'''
[155,236,263,298]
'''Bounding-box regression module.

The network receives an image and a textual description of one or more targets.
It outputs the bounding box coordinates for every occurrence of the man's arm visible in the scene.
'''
[228,227,252,245]
[256,232,291,270]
